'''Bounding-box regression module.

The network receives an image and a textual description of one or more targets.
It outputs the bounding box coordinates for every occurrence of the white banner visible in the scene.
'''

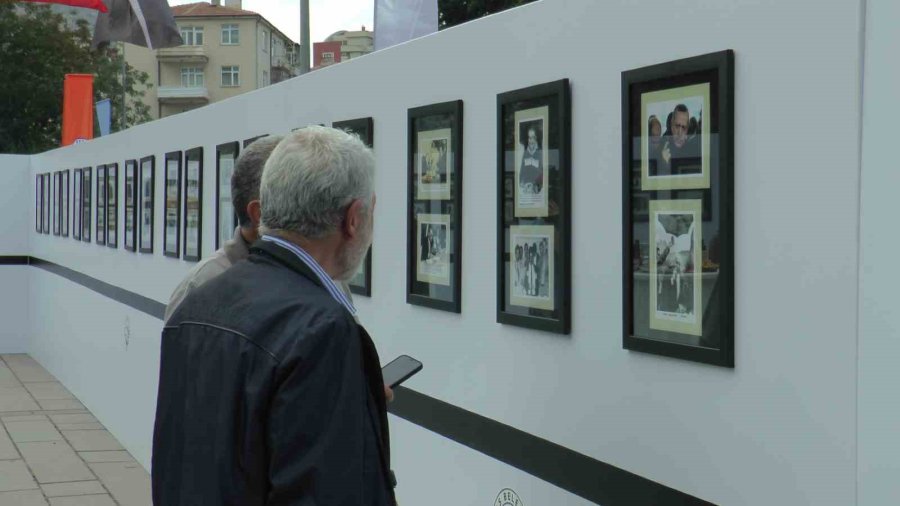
[374,0,439,51]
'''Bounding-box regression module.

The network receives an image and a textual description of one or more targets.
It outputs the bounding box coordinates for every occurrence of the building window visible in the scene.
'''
[180,67,204,88]
[180,26,204,46]
[221,24,239,45]
[321,51,335,65]
[261,29,269,53]
[221,66,240,87]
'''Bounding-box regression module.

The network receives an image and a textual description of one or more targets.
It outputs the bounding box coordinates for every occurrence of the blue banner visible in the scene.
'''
[96,98,111,137]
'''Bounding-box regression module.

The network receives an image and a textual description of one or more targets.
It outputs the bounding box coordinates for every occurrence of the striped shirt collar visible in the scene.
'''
[260,234,357,316]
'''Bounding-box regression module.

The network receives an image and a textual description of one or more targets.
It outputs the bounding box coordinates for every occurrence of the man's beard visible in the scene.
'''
[335,216,373,281]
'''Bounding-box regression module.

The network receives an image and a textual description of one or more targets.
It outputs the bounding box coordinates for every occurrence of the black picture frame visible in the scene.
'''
[183,147,203,262]
[61,170,70,238]
[215,141,239,250]
[52,172,60,236]
[622,49,735,367]
[35,175,41,233]
[139,156,155,254]
[334,117,374,297]
[242,135,267,148]
[81,168,91,242]
[163,151,182,258]
[124,160,138,252]
[73,169,82,241]
[42,173,50,235]
[496,79,572,335]
[95,165,106,245]
[106,163,118,248]
[407,101,463,313]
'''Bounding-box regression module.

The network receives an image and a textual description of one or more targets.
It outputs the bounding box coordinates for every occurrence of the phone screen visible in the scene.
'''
[381,355,423,388]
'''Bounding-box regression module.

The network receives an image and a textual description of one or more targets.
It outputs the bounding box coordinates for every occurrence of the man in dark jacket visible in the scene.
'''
[152,126,395,505]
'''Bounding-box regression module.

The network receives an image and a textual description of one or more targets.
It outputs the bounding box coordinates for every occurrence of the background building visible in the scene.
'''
[313,26,374,70]
[127,0,299,119]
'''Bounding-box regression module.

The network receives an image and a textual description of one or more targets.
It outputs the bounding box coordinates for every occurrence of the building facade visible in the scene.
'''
[127,0,298,119]
[312,27,374,70]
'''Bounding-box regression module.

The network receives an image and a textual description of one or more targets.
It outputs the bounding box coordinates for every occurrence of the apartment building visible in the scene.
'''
[127,0,299,119]
[312,27,374,70]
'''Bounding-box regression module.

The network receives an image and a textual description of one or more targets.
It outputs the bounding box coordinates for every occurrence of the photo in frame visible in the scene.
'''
[62,170,70,237]
[497,79,571,334]
[96,165,106,245]
[164,152,181,258]
[73,169,82,240]
[242,135,267,148]
[622,49,734,367]
[183,147,203,261]
[52,172,59,236]
[35,175,42,233]
[43,173,50,234]
[139,156,155,253]
[407,101,463,313]
[124,160,138,251]
[107,163,118,248]
[81,168,91,242]
[333,117,374,297]
[215,142,239,250]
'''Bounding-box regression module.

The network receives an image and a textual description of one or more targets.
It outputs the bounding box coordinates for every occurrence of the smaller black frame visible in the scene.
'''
[215,142,239,250]
[81,168,91,242]
[139,156,155,254]
[61,170,70,238]
[163,151,182,258]
[183,147,203,262]
[52,171,60,236]
[35,175,42,234]
[242,135,267,148]
[407,101,463,313]
[334,117,374,297]
[95,165,107,245]
[73,169,82,240]
[107,163,119,248]
[124,160,138,252]
[42,173,50,235]
[496,79,572,334]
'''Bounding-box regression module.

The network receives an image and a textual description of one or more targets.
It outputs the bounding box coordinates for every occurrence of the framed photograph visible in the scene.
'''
[61,170,70,237]
[242,135,267,148]
[407,101,463,313]
[139,156,155,254]
[124,160,138,252]
[497,79,571,334]
[81,168,91,242]
[95,164,106,245]
[106,163,118,248]
[42,173,50,234]
[73,169,82,240]
[215,142,239,250]
[622,49,734,367]
[183,147,203,262]
[334,117,374,297]
[52,172,59,236]
[163,151,181,258]
[35,175,41,233]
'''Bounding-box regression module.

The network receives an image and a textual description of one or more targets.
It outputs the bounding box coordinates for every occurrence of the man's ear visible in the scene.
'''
[247,200,262,228]
[343,198,366,239]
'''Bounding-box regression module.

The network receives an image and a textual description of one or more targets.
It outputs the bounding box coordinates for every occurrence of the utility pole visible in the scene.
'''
[300,0,310,74]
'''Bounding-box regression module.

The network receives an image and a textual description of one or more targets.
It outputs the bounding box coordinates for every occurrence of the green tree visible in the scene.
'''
[439,0,537,29]
[0,2,152,154]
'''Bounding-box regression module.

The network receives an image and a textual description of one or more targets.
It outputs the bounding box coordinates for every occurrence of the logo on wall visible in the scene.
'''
[494,488,523,506]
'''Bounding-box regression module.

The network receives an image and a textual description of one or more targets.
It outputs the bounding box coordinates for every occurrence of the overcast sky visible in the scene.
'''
[168,0,374,44]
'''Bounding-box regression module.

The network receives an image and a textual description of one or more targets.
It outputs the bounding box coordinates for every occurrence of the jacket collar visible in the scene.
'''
[249,238,325,290]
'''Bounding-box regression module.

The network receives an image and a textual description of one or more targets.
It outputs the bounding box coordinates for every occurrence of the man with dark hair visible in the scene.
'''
[660,103,701,175]
[519,123,543,194]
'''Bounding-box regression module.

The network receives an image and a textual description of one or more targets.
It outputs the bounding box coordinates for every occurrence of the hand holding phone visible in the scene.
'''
[381,355,423,389]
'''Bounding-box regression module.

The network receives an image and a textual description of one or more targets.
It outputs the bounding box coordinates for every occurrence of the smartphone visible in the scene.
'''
[381,355,423,389]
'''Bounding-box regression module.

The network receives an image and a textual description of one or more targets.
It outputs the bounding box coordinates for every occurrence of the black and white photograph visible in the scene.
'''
[416,214,451,286]
[416,129,451,200]
[52,172,59,236]
[164,152,181,258]
[124,160,137,251]
[334,118,374,297]
[107,163,118,248]
[61,170,69,237]
[96,165,106,245]
[42,173,50,234]
[183,149,202,261]
[514,106,550,217]
[649,200,703,336]
[139,156,154,253]
[81,168,91,242]
[216,143,238,249]
[509,225,555,311]
[73,169,82,240]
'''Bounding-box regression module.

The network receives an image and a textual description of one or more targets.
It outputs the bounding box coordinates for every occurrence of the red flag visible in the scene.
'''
[21,0,108,13]
[61,74,94,146]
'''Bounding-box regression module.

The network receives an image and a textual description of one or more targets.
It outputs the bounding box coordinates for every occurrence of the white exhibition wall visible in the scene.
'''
[0,155,31,353]
[2,0,889,504]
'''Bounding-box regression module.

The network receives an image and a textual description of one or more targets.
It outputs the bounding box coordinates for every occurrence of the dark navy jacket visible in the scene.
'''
[152,239,395,505]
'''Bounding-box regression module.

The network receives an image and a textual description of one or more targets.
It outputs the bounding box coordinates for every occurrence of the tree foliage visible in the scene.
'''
[0,2,152,154]
[439,0,538,29]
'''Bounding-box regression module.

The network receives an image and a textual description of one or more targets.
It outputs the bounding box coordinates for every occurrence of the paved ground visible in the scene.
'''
[0,354,151,506]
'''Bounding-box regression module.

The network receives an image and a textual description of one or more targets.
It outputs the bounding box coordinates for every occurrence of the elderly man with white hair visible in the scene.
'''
[152,127,396,505]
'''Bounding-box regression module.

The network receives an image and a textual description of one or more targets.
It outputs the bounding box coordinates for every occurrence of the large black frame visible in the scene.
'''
[95,165,106,245]
[124,160,138,252]
[139,156,155,254]
[81,168,91,242]
[215,141,239,250]
[334,117,374,297]
[407,101,463,313]
[106,163,118,248]
[496,79,572,334]
[73,169,82,241]
[35,175,41,234]
[42,173,50,235]
[61,170,70,238]
[242,135,267,148]
[52,172,60,236]
[183,147,203,261]
[622,50,735,367]
[163,151,182,258]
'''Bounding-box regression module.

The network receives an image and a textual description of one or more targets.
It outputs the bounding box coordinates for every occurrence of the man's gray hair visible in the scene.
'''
[260,126,374,239]
[232,135,283,227]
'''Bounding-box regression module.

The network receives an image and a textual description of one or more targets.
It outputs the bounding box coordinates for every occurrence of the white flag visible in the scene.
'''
[374,0,439,51]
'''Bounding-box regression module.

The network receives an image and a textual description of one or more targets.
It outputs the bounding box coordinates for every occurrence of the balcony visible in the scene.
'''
[157,86,209,103]
[157,45,208,63]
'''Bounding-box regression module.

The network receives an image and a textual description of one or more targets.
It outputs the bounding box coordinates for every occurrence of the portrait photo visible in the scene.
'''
[184,158,201,260]
[514,106,550,217]
[416,213,451,286]
[640,83,710,191]
[649,199,703,336]
[96,165,106,244]
[509,224,555,311]
[164,157,180,256]
[139,157,154,253]
[416,128,452,200]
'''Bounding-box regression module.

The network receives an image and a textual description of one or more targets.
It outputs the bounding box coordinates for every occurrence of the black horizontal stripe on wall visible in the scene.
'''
[3,255,713,505]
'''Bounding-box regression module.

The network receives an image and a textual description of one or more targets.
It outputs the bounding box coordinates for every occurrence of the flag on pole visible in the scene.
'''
[374,0,438,51]
[62,74,94,146]
[95,99,112,137]
[21,0,108,13]
[92,0,183,50]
